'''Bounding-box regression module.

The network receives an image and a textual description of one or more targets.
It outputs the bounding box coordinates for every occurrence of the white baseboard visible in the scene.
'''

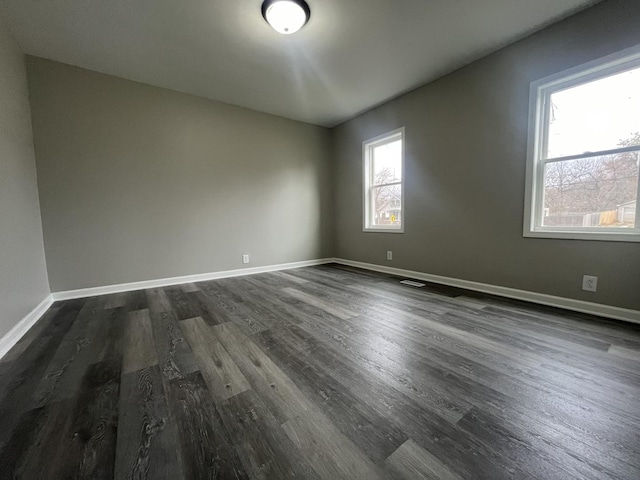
[3,256,637,362]
[0,295,54,360]
[334,258,640,324]
[52,258,335,301]
[1,258,334,360]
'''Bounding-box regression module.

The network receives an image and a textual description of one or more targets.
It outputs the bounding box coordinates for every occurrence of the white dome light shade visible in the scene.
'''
[262,0,310,35]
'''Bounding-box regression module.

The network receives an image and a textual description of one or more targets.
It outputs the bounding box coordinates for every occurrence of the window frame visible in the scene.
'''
[523,45,640,242]
[362,127,405,233]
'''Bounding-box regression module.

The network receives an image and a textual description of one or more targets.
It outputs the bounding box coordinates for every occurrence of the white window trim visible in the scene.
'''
[523,45,640,242]
[363,127,405,233]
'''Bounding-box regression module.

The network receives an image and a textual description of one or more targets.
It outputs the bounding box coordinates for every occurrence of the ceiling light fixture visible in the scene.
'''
[261,0,310,35]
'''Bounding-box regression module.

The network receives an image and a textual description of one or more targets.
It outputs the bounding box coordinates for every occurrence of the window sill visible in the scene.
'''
[523,229,640,242]
[363,227,404,234]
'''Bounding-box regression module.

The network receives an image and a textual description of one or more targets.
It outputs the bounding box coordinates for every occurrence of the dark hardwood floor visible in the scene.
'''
[1,264,639,479]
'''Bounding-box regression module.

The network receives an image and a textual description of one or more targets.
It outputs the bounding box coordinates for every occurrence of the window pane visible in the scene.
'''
[371,184,402,226]
[546,67,640,159]
[373,139,402,185]
[542,151,638,228]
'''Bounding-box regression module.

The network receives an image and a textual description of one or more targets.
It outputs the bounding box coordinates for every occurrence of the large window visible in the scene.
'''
[524,47,640,242]
[363,128,404,232]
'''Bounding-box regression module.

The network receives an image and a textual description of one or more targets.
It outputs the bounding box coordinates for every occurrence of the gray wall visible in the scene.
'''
[27,57,334,292]
[0,20,50,337]
[333,0,640,310]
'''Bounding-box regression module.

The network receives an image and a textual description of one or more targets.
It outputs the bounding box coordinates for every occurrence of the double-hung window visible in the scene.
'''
[524,47,640,242]
[363,128,404,232]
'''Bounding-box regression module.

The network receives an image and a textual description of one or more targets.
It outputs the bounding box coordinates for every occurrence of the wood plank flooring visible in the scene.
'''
[1,263,639,479]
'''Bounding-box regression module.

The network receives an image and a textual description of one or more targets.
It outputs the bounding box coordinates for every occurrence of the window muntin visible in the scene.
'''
[363,128,404,232]
[525,47,640,241]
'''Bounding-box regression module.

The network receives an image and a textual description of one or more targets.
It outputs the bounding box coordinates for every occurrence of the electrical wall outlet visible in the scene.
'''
[582,275,598,292]
[242,254,250,264]
[387,250,393,261]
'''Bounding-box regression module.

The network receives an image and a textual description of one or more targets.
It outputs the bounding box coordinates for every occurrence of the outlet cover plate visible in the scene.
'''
[242,254,250,264]
[387,251,393,261]
[582,275,598,292]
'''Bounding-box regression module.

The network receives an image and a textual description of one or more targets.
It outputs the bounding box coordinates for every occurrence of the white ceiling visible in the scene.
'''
[0,0,601,127]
